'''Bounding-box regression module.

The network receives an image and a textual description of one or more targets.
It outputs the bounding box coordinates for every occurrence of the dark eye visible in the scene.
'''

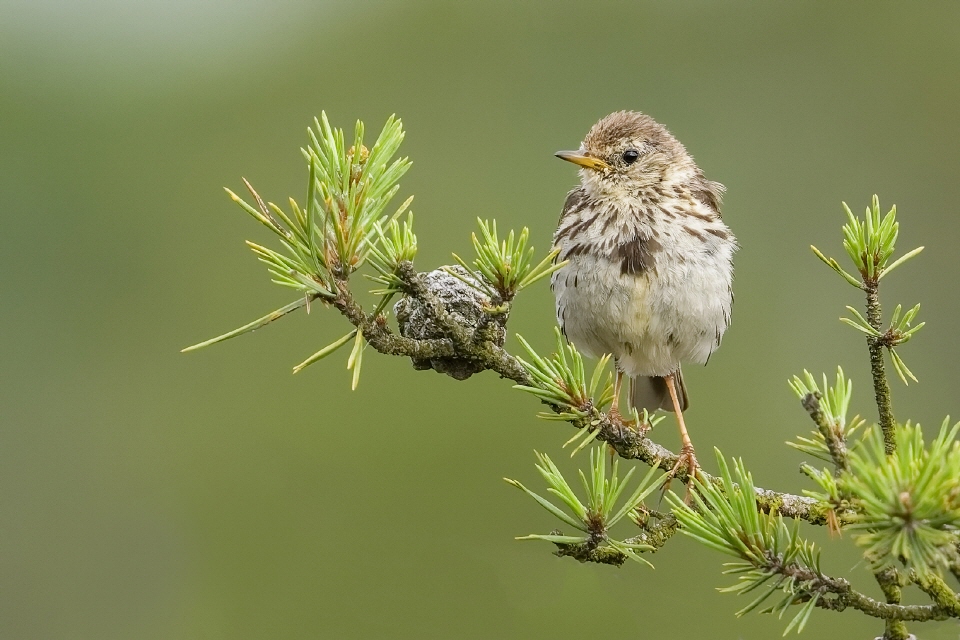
[622,149,640,164]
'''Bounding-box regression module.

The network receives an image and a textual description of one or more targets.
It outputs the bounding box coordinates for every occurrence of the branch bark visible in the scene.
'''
[875,567,911,639]
[862,277,909,638]
[773,561,950,623]
[911,573,960,618]
[800,391,849,472]
[582,414,832,525]
[863,279,897,455]
[552,514,680,566]
[332,283,456,360]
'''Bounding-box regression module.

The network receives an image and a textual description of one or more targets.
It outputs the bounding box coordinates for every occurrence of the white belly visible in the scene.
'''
[552,244,733,377]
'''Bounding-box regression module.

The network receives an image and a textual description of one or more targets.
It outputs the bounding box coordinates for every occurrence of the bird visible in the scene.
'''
[551,110,736,482]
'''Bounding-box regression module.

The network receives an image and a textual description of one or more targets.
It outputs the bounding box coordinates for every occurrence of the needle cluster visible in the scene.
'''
[505,447,664,566]
[667,451,825,635]
[449,218,565,302]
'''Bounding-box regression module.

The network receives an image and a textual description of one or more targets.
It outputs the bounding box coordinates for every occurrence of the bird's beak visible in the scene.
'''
[555,150,610,171]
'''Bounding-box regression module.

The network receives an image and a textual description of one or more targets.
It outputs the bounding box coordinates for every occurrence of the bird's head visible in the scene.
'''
[556,111,693,199]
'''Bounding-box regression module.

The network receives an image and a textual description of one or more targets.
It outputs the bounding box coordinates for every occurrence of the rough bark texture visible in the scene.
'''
[801,391,849,473]
[863,280,897,455]
[552,514,680,566]
[394,266,506,379]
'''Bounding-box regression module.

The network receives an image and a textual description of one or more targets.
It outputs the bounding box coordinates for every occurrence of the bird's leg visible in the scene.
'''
[662,372,699,500]
[606,366,626,464]
[606,366,636,425]
[607,367,624,423]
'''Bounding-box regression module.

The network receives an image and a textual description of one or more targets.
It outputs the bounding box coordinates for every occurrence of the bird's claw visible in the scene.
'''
[606,407,638,433]
[661,445,700,503]
[605,408,626,439]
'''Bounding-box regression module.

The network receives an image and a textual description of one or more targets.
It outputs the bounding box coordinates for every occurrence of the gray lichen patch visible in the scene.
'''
[395,266,506,379]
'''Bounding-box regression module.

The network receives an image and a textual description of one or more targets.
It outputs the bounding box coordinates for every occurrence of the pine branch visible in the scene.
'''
[804,392,848,471]
[774,562,949,623]
[552,514,680,565]
[817,196,925,456]
[875,567,910,640]
[911,573,960,618]
[864,279,898,456]
[186,114,959,636]
[331,282,455,361]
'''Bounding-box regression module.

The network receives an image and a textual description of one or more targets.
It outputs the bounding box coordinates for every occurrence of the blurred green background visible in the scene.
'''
[2,1,959,638]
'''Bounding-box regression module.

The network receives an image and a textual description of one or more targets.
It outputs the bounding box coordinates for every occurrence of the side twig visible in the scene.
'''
[863,279,896,455]
[773,561,949,623]
[552,514,680,566]
[332,282,455,361]
[800,390,849,472]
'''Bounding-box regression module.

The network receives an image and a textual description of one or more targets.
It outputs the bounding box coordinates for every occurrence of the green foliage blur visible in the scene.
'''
[3,2,960,639]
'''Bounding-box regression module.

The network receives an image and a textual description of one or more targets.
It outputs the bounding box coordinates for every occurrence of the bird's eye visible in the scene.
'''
[622,149,640,165]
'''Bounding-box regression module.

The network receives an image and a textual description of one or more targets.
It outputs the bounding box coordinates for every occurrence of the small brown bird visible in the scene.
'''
[552,111,736,479]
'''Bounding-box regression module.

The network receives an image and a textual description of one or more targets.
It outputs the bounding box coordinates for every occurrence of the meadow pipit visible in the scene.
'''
[552,111,737,482]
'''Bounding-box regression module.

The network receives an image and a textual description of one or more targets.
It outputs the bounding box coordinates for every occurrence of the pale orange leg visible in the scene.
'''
[608,369,624,422]
[607,369,626,464]
[663,372,699,498]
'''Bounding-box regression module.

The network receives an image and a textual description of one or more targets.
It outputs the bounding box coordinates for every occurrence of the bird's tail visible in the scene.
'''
[629,368,688,415]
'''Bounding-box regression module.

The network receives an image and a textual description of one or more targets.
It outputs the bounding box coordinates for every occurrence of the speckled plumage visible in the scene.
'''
[551,111,736,413]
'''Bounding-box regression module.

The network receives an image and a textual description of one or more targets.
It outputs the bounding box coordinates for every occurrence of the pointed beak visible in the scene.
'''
[555,150,610,171]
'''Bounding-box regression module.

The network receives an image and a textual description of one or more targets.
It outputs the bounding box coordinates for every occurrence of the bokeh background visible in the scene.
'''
[3,1,960,638]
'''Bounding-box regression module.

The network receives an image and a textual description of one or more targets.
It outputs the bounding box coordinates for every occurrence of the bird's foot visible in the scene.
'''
[661,444,700,504]
[606,407,638,428]
[633,411,653,436]
[605,407,625,438]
